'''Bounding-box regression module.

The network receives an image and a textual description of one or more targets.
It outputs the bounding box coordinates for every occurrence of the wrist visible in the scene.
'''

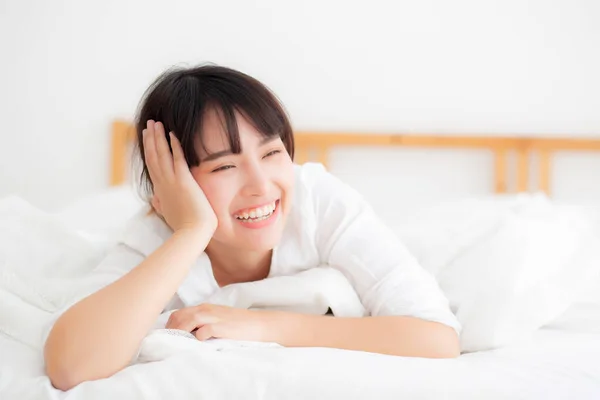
[173,226,214,242]
[263,311,316,346]
[169,227,213,257]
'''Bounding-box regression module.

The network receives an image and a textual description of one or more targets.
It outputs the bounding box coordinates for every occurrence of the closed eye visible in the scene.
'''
[211,150,281,172]
[211,165,235,173]
[264,150,282,158]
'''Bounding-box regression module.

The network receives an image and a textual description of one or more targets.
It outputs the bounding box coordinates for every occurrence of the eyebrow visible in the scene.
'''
[200,136,280,163]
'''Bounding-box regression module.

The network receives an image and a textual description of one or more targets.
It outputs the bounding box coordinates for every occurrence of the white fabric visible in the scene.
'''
[205,267,365,316]
[443,202,600,352]
[390,195,520,276]
[393,194,600,352]
[545,303,600,334]
[0,196,109,351]
[546,207,600,334]
[2,189,600,398]
[142,266,366,361]
[2,327,600,399]
[156,266,366,326]
[56,184,145,246]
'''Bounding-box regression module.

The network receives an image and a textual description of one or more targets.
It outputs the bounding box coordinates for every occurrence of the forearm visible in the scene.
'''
[44,229,210,390]
[271,313,460,358]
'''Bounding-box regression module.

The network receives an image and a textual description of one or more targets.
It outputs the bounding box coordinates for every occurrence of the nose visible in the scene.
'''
[240,160,269,197]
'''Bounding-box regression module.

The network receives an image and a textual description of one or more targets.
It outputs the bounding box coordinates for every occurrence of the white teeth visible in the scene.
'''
[235,201,277,221]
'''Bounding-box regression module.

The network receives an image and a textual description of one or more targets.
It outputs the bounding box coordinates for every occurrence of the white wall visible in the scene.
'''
[1,0,599,212]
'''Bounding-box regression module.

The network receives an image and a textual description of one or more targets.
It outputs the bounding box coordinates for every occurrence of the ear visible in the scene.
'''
[151,196,162,215]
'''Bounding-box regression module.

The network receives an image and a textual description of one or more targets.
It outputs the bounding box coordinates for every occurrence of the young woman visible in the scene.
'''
[44,65,460,391]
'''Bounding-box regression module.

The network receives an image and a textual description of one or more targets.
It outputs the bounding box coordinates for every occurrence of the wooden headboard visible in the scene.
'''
[111,120,600,195]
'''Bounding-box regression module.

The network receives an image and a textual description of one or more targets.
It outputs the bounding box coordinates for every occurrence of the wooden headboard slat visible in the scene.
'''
[110,121,135,186]
[538,150,552,195]
[494,149,508,194]
[516,148,530,193]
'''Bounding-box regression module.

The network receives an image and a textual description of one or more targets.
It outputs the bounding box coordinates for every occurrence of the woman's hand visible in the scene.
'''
[143,120,218,235]
[165,304,276,342]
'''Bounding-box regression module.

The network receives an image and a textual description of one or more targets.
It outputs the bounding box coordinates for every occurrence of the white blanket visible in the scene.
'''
[139,267,366,361]
[2,195,600,400]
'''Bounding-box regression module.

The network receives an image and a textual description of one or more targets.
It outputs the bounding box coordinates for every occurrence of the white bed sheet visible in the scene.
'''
[2,192,598,399]
[1,327,599,400]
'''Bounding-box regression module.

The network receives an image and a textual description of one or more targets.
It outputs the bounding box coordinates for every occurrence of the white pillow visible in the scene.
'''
[391,194,600,352]
[56,185,145,246]
[0,196,106,279]
[542,208,600,334]
[391,195,521,276]
[544,303,600,334]
[0,196,113,349]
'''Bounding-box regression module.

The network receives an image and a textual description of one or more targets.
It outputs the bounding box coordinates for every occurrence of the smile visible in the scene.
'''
[234,200,278,223]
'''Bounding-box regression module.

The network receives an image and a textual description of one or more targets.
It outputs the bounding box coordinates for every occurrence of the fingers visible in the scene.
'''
[153,121,174,181]
[169,132,188,175]
[143,120,175,183]
[165,306,219,333]
[143,120,160,183]
[194,325,215,341]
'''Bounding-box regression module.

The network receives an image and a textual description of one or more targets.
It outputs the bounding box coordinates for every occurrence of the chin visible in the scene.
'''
[238,230,284,252]
[225,202,288,251]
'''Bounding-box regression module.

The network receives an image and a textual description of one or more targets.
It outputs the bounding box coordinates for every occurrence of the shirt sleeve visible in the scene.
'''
[305,163,461,334]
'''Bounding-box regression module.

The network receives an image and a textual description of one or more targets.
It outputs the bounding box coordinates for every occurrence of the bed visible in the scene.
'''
[1,122,600,399]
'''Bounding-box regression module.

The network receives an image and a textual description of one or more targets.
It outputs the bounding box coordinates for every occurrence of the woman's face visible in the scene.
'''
[190,109,295,252]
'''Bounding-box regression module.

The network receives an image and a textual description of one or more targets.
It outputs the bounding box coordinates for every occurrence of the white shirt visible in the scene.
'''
[83,163,460,333]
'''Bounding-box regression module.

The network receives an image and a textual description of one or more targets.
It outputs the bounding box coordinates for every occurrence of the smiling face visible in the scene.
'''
[190,108,295,252]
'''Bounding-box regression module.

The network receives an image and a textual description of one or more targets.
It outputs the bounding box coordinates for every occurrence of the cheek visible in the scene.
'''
[280,156,295,183]
[192,173,234,218]
[274,157,295,196]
